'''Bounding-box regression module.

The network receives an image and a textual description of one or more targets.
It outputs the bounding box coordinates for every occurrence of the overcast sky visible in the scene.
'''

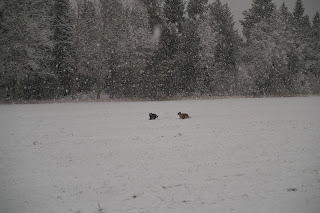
[208,0,320,33]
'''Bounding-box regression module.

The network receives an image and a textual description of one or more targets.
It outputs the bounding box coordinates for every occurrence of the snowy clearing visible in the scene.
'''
[1,97,320,213]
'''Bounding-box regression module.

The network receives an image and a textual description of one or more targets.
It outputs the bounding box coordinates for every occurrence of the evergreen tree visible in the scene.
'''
[308,12,320,93]
[24,0,55,100]
[277,3,297,93]
[239,8,298,96]
[100,0,153,99]
[196,10,217,95]
[0,0,29,100]
[290,0,311,93]
[172,0,212,95]
[0,0,54,100]
[100,0,127,99]
[240,0,275,40]
[312,12,320,29]
[52,0,75,97]
[76,0,99,95]
[146,0,186,98]
[293,0,304,20]
[209,0,241,95]
[122,0,154,98]
[162,0,185,56]
[151,26,180,97]
[141,0,164,98]
[177,19,201,94]
[279,2,291,25]
[210,2,238,67]
[292,0,311,39]
[142,0,162,31]
[187,0,208,20]
[163,0,184,26]
[292,0,310,34]
[238,0,313,96]
[240,20,274,95]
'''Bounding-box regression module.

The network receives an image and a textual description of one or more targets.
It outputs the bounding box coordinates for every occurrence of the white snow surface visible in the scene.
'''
[1,97,320,213]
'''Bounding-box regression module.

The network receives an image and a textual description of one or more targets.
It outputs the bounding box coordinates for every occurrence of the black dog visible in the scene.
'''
[149,113,158,120]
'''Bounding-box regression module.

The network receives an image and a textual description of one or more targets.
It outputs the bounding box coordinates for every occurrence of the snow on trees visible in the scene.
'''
[0,0,319,101]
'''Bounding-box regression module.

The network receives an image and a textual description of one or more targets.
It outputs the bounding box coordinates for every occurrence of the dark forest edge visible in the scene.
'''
[1,93,319,105]
[1,0,320,102]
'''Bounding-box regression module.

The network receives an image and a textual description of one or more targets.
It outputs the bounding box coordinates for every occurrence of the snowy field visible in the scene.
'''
[1,97,320,213]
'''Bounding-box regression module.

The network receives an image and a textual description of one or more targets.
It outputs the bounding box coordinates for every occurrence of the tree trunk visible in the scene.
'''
[97,53,102,99]
[72,37,79,99]
[97,18,105,100]
[15,70,21,100]
[97,39,103,99]
[72,2,81,100]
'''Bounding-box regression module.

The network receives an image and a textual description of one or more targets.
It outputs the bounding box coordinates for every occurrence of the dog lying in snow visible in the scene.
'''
[178,112,190,119]
[149,113,158,120]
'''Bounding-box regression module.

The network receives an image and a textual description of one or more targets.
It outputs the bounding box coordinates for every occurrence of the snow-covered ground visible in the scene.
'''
[1,97,320,213]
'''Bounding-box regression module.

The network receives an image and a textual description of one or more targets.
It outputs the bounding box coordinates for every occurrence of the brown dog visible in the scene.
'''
[178,112,190,119]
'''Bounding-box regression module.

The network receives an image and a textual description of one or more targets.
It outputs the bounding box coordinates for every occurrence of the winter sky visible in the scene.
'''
[211,0,320,33]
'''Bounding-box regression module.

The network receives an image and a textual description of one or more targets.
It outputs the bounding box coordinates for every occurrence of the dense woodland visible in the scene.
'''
[0,0,319,101]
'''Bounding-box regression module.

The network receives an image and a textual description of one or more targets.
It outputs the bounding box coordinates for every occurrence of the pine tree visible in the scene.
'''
[0,0,54,100]
[152,26,180,97]
[177,18,201,94]
[0,0,29,100]
[141,0,164,98]
[141,0,162,31]
[209,0,241,95]
[187,0,208,20]
[122,0,154,98]
[240,20,274,95]
[162,0,185,56]
[238,0,313,96]
[292,0,310,40]
[312,12,320,29]
[163,0,184,26]
[76,0,99,95]
[239,8,297,96]
[276,3,297,94]
[100,0,122,98]
[52,0,75,97]
[308,12,320,93]
[173,0,211,95]
[293,0,304,20]
[279,2,291,25]
[197,10,217,95]
[290,0,311,94]
[98,0,153,99]
[25,0,55,100]
[146,0,186,98]
[240,0,275,40]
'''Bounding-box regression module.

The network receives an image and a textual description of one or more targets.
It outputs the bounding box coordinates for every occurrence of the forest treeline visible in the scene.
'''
[1,0,319,101]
